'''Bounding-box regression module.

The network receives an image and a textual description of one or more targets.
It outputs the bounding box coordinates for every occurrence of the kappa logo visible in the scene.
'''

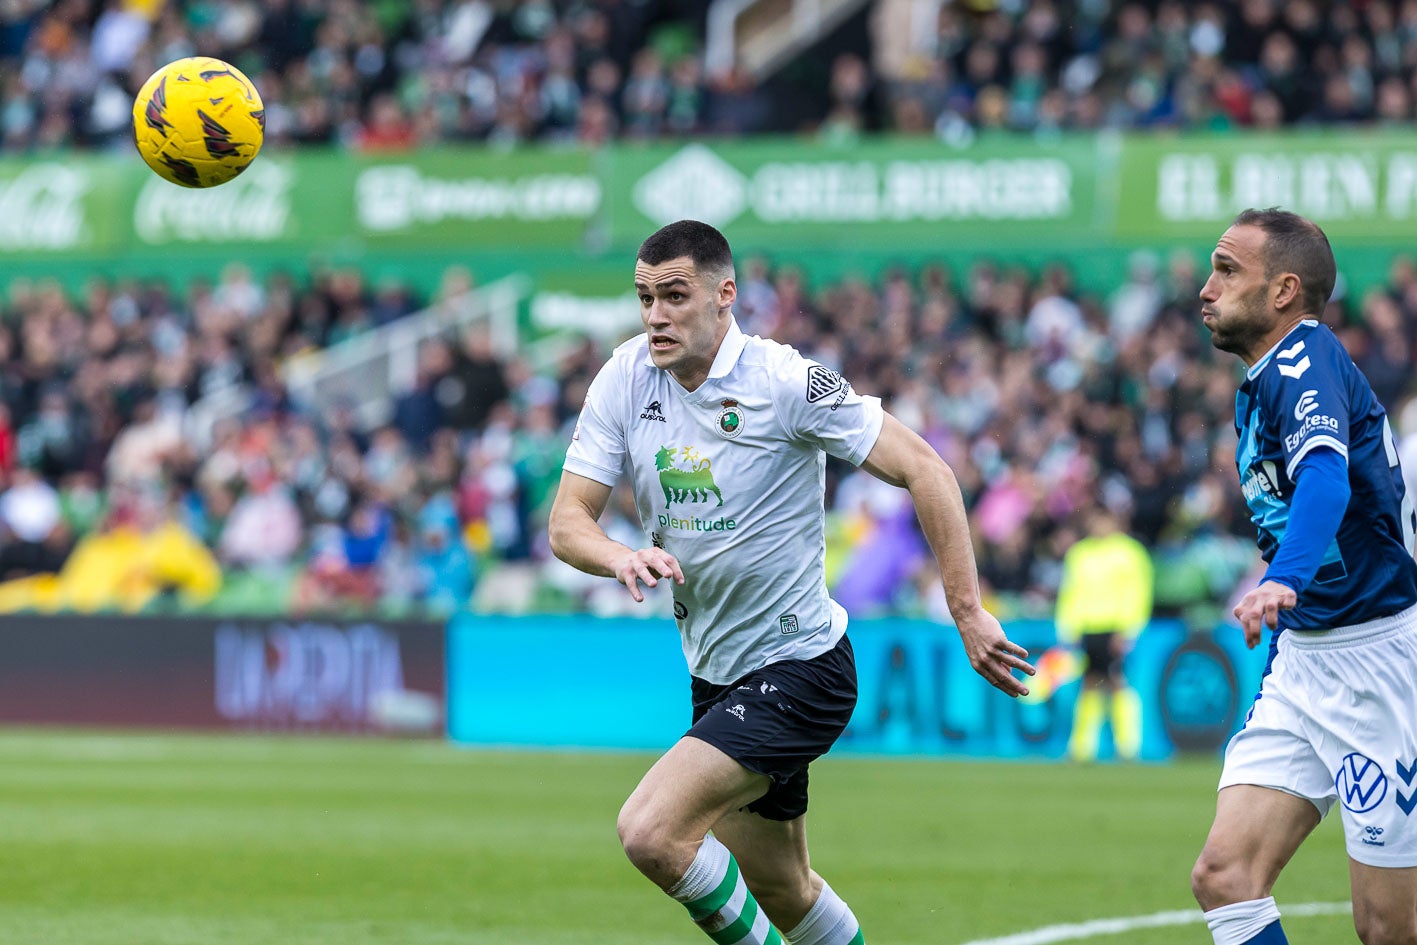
[1336,752,1388,813]
[806,365,846,403]
[1294,389,1320,421]
[1276,340,1311,379]
[640,400,667,422]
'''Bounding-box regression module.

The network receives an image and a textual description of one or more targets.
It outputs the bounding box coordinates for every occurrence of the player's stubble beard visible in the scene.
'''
[1206,280,1274,361]
[654,283,721,386]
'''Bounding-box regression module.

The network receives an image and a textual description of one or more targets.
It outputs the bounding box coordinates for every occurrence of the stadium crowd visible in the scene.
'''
[7,0,1417,619]
[4,0,1417,154]
[4,247,1417,620]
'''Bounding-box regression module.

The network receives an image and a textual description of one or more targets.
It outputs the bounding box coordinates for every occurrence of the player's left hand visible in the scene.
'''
[1233,580,1296,648]
[954,606,1036,698]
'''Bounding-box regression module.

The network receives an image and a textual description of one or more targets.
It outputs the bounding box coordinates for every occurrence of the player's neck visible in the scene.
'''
[1242,314,1309,367]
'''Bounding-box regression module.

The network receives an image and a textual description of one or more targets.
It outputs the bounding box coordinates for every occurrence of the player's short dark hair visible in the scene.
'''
[1232,207,1336,316]
[636,220,734,281]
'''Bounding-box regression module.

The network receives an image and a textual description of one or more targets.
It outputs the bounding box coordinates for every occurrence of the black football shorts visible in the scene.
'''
[687,635,857,821]
[1080,631,1122,677]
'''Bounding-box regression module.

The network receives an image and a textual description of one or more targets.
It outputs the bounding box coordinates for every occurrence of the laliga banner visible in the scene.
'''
[0,615,444,732]
[447,614,1271,760]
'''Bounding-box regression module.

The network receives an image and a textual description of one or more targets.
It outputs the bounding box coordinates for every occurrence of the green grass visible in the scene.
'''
[0,730,1355,945]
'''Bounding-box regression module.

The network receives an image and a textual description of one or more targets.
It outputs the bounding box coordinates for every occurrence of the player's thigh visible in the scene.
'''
[1349,861,1417,944]
[712,808,812,896]
[621,735,771,839]
[1194,785,1321,903]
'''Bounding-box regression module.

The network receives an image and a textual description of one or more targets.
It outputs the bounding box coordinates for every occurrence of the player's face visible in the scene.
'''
[1200,224,1277,365]
[634,255,735,391]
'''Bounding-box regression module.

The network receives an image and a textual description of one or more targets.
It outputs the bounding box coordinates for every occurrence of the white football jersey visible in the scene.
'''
[564,318,885,684]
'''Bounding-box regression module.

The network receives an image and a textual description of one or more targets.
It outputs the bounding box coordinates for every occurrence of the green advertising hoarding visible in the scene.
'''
[3,130,1415,291]
[0,148,600,258]
[600,137,1101,251]
[1115,130,1417,241]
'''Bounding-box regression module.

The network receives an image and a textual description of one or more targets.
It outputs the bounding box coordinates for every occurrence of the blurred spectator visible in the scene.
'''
[0,485,219,613]
[7,0,1417,149]
[355,93,417,151]
[0,466,72,580]
[292,498,390,613]
[1107,251,1164,343]
[217,465,303,570]
[443,324,511,432]
[393,340,454,455]
[6,233,1416,621]
[413,494,476,614]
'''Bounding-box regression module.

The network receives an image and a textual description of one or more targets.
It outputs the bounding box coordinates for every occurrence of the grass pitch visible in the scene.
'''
[0,729,1354,945]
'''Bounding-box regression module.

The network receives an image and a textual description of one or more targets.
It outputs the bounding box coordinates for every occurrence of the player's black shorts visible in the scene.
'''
[687,635,857,822]
[1080,631,1120,677]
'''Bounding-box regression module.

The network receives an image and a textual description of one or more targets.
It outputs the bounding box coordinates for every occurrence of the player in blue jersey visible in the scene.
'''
[1189,208,1417,945]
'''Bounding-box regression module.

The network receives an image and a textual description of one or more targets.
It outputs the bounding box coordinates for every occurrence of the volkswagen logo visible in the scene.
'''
[1336,752,1388,814]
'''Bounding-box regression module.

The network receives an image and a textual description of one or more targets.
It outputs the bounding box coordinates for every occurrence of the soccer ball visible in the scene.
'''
[131,56,265,188]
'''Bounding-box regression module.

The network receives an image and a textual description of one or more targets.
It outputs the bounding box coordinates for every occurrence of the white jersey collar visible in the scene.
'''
[706,316,747,379]
[643,315,747,382]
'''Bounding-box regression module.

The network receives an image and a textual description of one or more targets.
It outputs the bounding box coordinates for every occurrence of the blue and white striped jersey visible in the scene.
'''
[1234,320,1417,629]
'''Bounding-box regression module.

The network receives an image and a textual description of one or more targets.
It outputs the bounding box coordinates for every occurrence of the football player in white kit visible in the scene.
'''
[1192,209,1417,945]
[549,220,1035,945]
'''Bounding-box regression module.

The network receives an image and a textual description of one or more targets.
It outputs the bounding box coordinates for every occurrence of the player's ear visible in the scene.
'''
[717,274,737,313]
[1271,272,1302,313]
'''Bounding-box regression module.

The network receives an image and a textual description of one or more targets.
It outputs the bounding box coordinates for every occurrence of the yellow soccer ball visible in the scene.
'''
[131,56,265,188]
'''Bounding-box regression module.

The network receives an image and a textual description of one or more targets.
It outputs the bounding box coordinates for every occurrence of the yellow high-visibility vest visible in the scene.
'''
[1055,532,1154,643]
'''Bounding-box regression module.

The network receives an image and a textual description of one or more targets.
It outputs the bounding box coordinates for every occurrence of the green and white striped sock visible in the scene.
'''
[784,881,864,945]
[667,834,783,945]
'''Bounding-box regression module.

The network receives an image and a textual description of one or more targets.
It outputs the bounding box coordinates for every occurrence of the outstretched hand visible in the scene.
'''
[955,607,1036,698]
[1233,579,1296,649]
[611,548,685,602]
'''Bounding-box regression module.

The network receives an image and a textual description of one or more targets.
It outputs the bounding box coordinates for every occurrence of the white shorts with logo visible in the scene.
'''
[1218,603,1417,867]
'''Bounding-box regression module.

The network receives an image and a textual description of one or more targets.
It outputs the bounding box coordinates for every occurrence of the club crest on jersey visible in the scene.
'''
[717,399,744,438]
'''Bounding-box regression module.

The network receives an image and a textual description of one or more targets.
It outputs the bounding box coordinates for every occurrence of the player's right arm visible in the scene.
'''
[860,414,1035,697]
[548,470,684,603]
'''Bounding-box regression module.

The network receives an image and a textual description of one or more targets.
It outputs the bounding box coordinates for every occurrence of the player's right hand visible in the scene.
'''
[612,548,685,602]
[1232,579,1297,648]
[954,606,1036,698]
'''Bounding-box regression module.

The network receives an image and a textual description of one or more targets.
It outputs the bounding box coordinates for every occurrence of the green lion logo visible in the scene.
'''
[654,445,723,507]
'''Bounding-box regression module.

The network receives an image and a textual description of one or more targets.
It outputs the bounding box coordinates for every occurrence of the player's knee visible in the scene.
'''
[616,803,658,861]
[616,802,682,884]
[1189,849,1257,910]
[1353,907,1417,945]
